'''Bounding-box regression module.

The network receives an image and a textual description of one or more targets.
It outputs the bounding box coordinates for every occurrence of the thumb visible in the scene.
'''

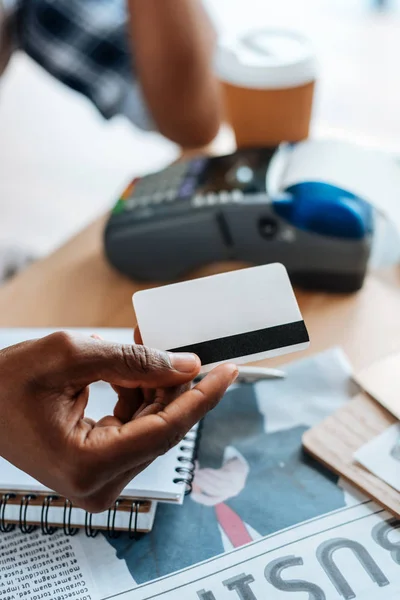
[44,333,201,389]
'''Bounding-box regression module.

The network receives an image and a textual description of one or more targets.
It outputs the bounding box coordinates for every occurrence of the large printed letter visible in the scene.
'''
[222,573,258,600]
[317,538,389,599]
[197,591,217,600]
[265,556,326,599]
[372,518,400,565]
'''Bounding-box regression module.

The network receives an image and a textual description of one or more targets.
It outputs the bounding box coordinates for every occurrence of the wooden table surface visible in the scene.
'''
[0,212,399,372]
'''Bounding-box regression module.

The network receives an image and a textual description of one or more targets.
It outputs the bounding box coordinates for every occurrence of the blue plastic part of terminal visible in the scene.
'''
[272,182,374,240]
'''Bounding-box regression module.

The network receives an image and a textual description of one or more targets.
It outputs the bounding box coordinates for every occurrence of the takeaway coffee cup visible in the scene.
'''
[215,29,318,147]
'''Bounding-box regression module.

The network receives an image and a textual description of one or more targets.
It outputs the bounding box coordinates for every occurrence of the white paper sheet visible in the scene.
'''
[355,424,400,493]
[353,352,400,421]
[280,139,400,235]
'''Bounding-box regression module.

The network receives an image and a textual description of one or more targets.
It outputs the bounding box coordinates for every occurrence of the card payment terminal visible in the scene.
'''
[104,147,373,291]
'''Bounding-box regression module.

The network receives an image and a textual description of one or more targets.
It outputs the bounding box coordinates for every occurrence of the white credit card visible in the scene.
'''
[133,263,309,371]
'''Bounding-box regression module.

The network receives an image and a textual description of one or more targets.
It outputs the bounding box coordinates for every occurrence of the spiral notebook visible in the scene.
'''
[0,328,201,535]
[0,494,158,537]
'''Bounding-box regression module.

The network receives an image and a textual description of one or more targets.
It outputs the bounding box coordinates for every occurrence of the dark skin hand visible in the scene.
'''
[0,331,238,513]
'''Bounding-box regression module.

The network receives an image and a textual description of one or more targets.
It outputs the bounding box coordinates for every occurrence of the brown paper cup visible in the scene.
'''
[222,80,315,148]
[216,30,318,148]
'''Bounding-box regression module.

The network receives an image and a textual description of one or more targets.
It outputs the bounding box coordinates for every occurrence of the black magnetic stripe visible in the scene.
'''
[168,320,309,365]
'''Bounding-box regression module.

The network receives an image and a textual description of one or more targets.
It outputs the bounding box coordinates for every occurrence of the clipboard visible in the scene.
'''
[303,392,400,517]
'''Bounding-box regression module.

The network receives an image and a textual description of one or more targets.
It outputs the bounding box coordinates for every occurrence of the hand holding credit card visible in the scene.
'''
[133,263,309,371]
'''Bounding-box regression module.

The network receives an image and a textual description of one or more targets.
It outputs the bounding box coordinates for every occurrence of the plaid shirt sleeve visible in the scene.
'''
[12,0,154,130]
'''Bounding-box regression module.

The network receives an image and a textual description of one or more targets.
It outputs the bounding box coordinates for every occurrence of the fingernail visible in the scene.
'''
[168,352,199,373]
[227,364,239,384]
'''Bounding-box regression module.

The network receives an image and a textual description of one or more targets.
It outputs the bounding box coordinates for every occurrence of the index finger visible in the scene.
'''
[103,363,238,473]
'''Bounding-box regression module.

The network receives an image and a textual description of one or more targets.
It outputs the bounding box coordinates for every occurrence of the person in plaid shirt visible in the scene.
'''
[1,0,220,143]
[0,0,221,280]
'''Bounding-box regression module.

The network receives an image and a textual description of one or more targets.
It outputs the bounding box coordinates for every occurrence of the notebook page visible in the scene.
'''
[0,329,198,503]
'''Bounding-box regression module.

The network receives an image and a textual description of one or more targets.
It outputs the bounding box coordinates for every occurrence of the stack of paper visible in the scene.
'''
[353,352,400,494]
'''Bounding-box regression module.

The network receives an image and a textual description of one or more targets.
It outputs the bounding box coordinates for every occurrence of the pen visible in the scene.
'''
[194,365,286,385]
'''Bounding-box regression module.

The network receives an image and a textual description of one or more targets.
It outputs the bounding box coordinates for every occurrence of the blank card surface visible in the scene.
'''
[133,263,309,370]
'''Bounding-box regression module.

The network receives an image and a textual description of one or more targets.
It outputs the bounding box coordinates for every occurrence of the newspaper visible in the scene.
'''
[0,528,98,600]
[111,501,400,599]
[0,523,134,600]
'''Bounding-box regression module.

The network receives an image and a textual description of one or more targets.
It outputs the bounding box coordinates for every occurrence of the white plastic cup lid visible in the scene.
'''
[215,29,318,90]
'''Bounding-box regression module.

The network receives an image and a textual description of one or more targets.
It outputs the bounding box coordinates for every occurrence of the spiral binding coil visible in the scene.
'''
[84,512,99,538]
[173,420,204,495]
[107,500,121,539]
[41,495,59,536]
[19,495,37,534]
[128,501,140,540]
[0,494,16,533]
[0,494,144,538]
[63,499,79,537]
